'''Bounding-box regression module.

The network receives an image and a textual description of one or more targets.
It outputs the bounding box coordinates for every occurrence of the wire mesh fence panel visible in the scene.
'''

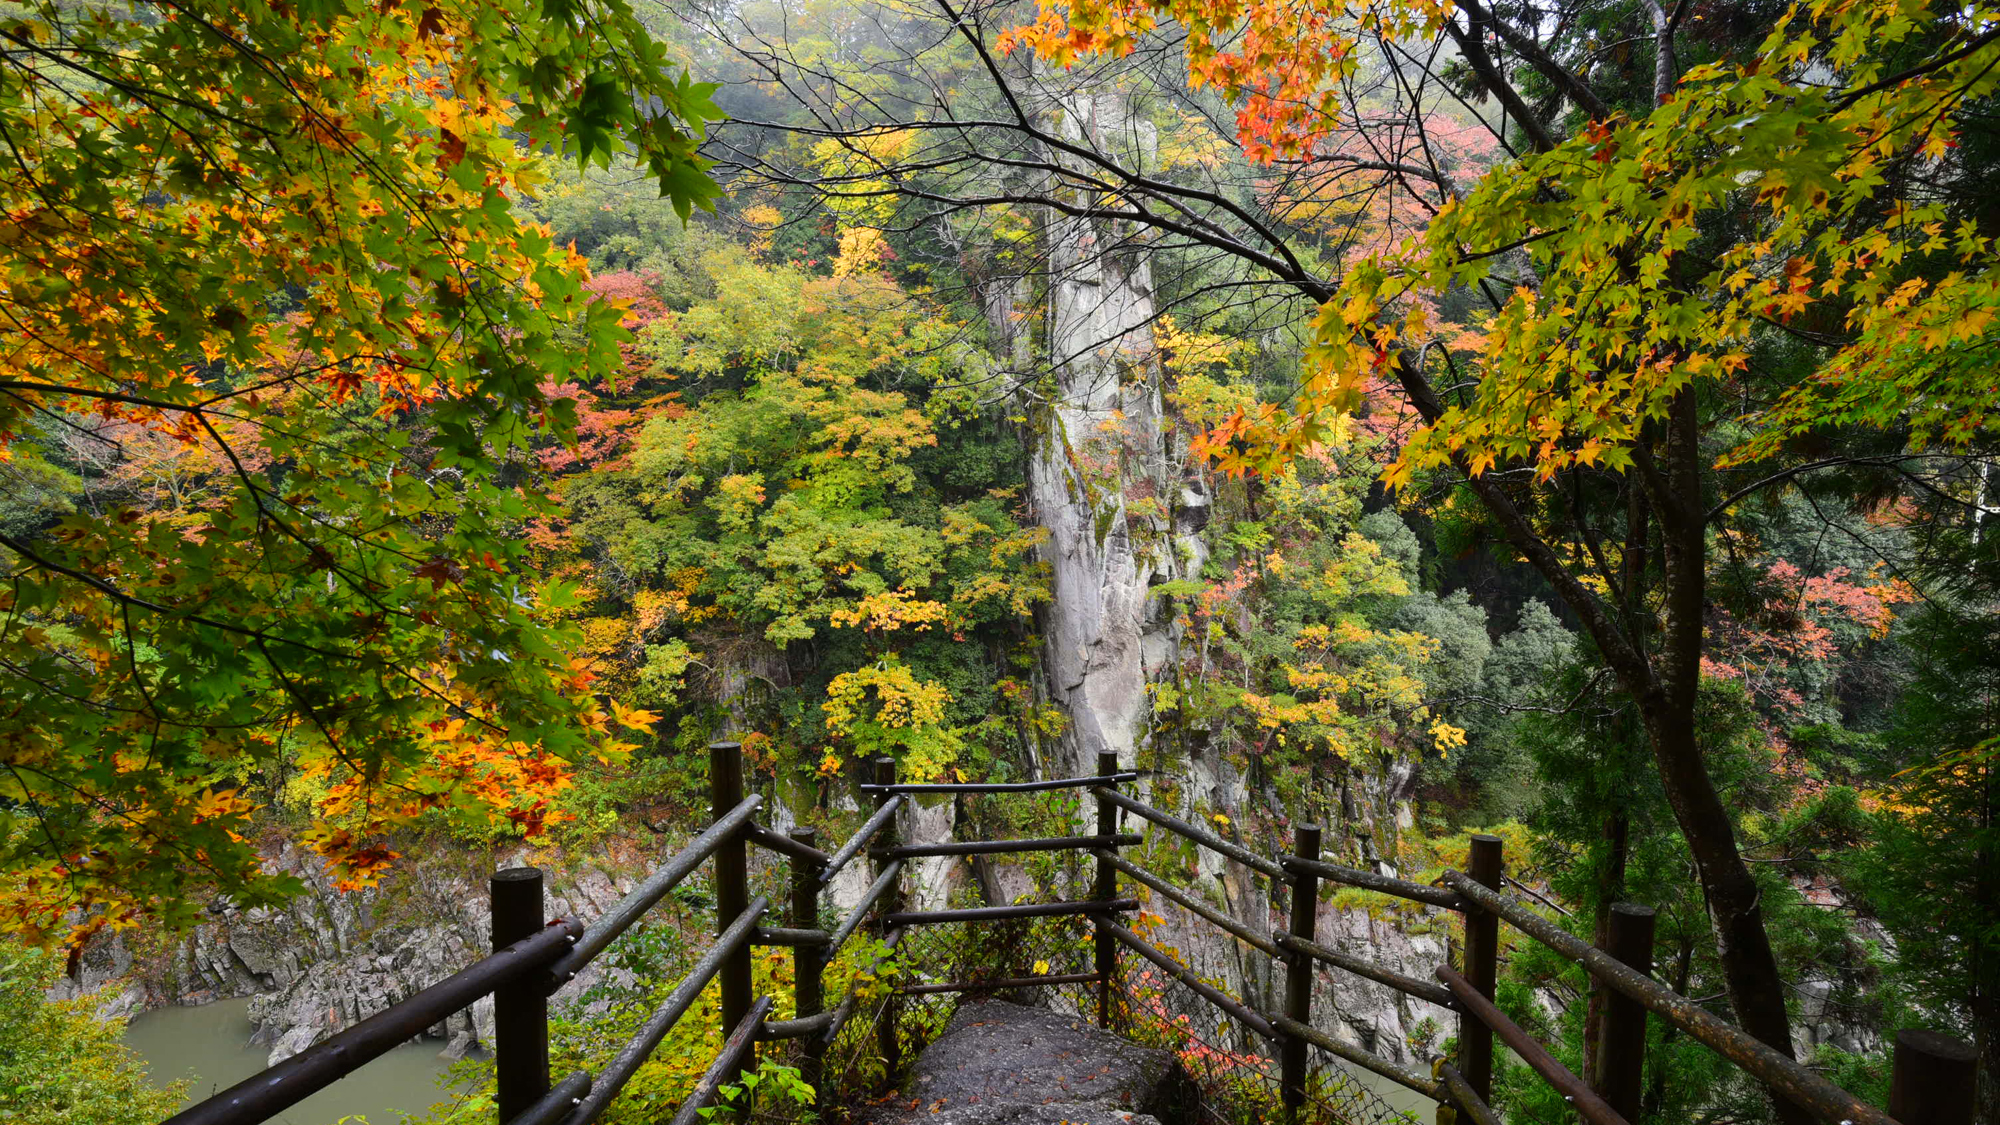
[813,785,1110,1119]
[794,783,1429,1125]
[1299,1043,1434,1125]
[1110,961,1282,1125]
[1105,965,1423,1125]
[886,910,1101,1039]
[806,991,897,1125]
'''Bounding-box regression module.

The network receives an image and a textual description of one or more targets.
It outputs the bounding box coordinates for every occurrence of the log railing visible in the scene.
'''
[162,741,911,1125]
[160,746,1979,1125]
[1092,794,1976,1125]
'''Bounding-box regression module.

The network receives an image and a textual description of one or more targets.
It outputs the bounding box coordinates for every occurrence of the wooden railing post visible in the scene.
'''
[1281,825,1323,1123]
[1093,749,1120,1028]
[1888,1028,1977,1125]
[491,866,549,1124]
[872,756,903,1087]
[790,825,826,1098]
[1460,834,1504,1104]
[1591,902,1655,1120]
[711,742,752,1051]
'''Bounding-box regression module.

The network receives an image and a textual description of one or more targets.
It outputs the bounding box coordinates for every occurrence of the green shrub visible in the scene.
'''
[0,943,183,1125]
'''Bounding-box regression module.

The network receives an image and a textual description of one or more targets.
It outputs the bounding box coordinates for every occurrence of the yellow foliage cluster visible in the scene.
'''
[824,664,951,733]
[828,589,951,634]
[822,662,961,782]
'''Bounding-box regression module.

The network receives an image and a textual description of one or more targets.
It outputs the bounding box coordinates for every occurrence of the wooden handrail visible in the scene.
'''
[1093,797,1948,1125]
[560,899,769,1125]
[1442,870,1901,1125]
[1100,850,1279,957]
[550,794,764,983]
[1437,1063,1505,1125]
[1100,919,1277,1039]
[160,741,901,1125]
[754,925,832,946]
[816,925,906,1048]
[825,858,903,958]
[1275,931,1459,1011]
[163,920,584,1125]
[860,771,1139,794]
[899,971,1103,996]
[504,1072,591,1125]
[878,832,1139,859]
[821,793,903,882]
[1094,787,1284,878]
[1277,853,1463,911]
[667,996,775,1125]
[167,756,1962,1125]
[746,823,831,865]
[1269,1013,1440,1101]
[1437,965,1629,1125]
[883,898,1137,926]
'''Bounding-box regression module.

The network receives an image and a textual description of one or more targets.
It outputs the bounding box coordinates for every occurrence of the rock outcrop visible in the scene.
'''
[1029,80,1205,781]
[60,838,660,1066]
[863,1001,1188,1125]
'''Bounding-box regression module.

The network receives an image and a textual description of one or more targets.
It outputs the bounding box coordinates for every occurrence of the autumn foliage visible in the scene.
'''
[0,1,717,946]
[1008,0,2000,480]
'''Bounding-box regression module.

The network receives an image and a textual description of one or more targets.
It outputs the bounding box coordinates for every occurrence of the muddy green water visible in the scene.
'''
[125,998,466,1125]
[1332,1059,1437,1121]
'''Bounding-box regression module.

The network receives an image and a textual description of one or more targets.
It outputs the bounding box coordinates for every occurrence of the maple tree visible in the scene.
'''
[0,0,721,946]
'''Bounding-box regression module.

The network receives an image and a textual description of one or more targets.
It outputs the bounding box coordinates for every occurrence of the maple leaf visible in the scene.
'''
[0,0,725,939]
[413,555,464,591]
[436,126,467,170]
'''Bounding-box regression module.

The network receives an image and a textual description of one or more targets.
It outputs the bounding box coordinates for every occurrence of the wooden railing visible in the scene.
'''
[1081,773,1977,1125]
[160,744,1978,1125]
[162,743,902,1125]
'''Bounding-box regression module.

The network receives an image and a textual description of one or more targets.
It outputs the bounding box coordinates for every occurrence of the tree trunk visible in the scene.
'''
[1403,370,1805,1107]
[1975,753,1996,1125]
[1640,390,1807,1123]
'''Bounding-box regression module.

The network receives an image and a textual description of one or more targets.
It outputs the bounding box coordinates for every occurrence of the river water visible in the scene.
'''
[125,998,465,1125]
[1329,1059,1438,1122]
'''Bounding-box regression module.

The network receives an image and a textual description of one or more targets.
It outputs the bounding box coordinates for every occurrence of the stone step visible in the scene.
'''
[861,1000,1190,1125]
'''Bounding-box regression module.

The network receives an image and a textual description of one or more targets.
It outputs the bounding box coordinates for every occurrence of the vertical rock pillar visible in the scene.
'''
[1029,82,1202,778]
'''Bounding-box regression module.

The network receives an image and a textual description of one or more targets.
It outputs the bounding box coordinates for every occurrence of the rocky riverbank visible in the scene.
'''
[56,835,659,1066]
